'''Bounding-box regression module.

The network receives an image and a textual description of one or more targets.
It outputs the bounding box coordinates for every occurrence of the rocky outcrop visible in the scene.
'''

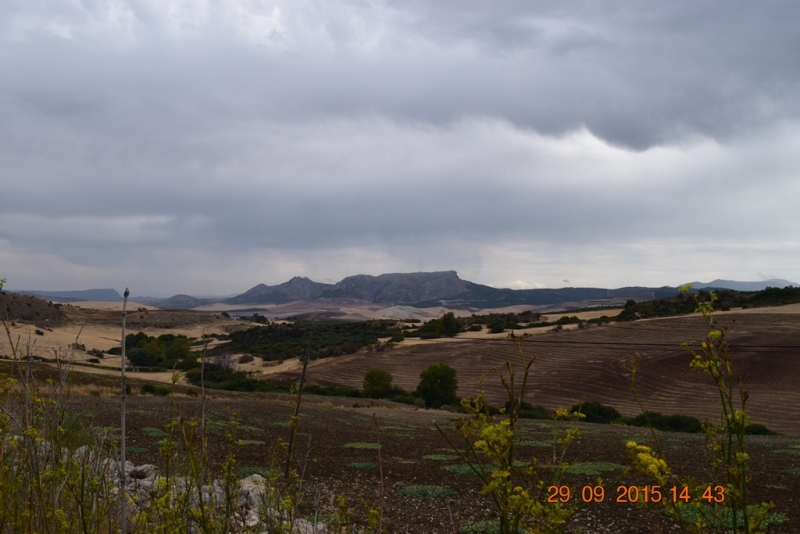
[322,270,470,303]
[101,454,328,533]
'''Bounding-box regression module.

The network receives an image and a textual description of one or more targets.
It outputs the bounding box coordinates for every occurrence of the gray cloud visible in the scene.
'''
[1,1,799,294]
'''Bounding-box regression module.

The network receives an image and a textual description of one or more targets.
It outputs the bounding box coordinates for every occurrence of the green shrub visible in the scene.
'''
[363,368,394,399]
[390,331,404,342]
[388,392,421,406]
[129,347,160,367]
[519,404,553,419]
[416,363,458,409]
[505,400,552,420]
[744,423,778,435]
[141,383,171,396]
[304,384,361,397]
[569,401,621,424]
[489,323,505,334]
[630,411,702,433]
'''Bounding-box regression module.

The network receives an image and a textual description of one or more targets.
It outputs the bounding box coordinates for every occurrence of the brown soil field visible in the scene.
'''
[272,310,800,437]
[55,393,800,533]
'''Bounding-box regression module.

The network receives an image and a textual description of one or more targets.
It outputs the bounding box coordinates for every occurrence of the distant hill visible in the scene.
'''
[225,277,332,305]
[15,288,123,302]
[322,271,468,303]
[0,292,67,324]
[687,279,799,291]
[157,294,216,310]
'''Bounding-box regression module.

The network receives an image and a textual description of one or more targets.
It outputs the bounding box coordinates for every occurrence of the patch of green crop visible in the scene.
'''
[773,449,800,455]
[396,485,456,498]
[442,464,494,476]
[423,454,460,461]
[142,427,169,438]
[783,468,800,475]
[519,440,551,448]
[238,439,265,446]
[126,446,148,454]
[347,462,377,469]
[566,462,626,476]
[343,442,381,449]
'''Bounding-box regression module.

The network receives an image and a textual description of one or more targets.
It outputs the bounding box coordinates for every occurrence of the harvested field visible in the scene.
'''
[273,310,800,436]
[0,319,244,366]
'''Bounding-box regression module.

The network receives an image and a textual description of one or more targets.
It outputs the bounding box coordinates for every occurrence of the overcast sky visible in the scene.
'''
[1,0,799,296]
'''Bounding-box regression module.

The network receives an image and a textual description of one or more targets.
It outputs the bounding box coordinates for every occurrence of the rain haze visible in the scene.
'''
[1,1,799,296]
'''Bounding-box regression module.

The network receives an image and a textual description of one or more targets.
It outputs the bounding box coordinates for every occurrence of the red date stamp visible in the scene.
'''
[547,485,725,504]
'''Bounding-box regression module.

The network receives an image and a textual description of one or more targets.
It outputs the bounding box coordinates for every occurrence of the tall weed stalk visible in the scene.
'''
[439,335,581,534]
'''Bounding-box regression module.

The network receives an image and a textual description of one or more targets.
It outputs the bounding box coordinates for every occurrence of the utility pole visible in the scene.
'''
[120,288,129,533]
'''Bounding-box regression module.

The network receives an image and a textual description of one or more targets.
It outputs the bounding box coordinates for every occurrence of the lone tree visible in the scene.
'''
[363,368,394,399]
[416,362,458,408]
[438,312,463,337]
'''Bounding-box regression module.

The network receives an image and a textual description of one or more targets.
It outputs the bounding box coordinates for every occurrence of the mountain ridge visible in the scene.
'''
[15,274,798,311]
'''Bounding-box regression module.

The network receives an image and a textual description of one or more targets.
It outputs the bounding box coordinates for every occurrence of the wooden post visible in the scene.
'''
[120,288,129,533]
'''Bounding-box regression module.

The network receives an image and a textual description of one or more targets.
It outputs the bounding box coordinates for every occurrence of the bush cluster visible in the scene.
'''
[109,331,196,370]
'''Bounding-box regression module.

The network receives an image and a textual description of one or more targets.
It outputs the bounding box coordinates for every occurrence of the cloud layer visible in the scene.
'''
[1,1,798,295]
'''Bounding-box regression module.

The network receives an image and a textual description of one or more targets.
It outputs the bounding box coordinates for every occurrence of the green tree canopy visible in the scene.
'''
[437,312,463,337]
[415,363,458,408]
[363,368,394,399]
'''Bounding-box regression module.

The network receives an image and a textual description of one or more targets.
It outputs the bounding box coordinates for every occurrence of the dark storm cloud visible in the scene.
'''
[1,0,799,293]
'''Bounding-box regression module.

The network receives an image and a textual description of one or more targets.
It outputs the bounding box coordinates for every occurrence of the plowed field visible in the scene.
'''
[72,394,800,533]
[273,311,800,436]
